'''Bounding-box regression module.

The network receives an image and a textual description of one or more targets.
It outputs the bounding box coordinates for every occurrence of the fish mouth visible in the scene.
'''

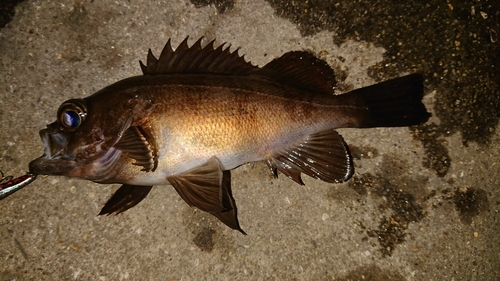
[29,127,76,175]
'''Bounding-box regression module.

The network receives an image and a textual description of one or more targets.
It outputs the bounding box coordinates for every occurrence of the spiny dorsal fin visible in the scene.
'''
[139,37,258,76]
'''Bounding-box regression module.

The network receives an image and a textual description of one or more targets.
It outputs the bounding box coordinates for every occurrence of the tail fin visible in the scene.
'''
[344,74,430,128]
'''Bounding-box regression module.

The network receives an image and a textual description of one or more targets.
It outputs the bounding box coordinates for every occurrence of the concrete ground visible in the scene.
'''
[1,0,499,280]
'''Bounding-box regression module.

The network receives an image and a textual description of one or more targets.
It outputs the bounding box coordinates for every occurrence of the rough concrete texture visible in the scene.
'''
[1,0,499,280]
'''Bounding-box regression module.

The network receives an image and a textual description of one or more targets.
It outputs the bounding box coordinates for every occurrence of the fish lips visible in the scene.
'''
[29,127,77,175]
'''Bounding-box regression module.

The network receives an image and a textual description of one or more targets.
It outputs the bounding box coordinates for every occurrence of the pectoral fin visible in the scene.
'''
[268,130,354,185]
[167,157,245,234]
[114,126,157,172]
[98,184,153,215]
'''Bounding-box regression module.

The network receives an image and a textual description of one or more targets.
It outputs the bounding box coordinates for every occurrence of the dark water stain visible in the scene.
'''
[266,0,500,174]
[190,0,235,13]
[348,155,427,257]
[181,206,237,254]
[350,145,380,161]
[347,174,369,197]
[0,0,26,28]
[182,209,214,252]
[411,123,451,177]
[192,227,216,252]
[337,264,405,281]
[454,187,490,224]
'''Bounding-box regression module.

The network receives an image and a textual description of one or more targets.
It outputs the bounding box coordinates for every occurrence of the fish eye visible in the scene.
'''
[57,99,87,132]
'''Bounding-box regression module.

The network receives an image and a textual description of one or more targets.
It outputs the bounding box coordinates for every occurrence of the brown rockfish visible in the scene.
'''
[29,37,430,233]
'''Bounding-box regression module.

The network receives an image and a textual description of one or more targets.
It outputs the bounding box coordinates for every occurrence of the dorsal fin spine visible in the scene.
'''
[184,37,205,71]
[212,44,232,72]
[139,60,147,73]
[157,39,174,73]
[167,37,190,72]
[145,49,158,74]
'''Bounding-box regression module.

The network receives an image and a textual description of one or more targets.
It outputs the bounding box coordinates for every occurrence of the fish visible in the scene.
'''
[29,37,430,233]
[0,173,37,199]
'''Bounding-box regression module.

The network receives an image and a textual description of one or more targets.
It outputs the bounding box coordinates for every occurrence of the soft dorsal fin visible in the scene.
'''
[257,51,337,95]
[140,37,258,76]
[140,37,337,95]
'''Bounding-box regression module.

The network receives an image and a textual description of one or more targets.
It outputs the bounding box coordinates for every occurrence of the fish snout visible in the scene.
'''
[28,127,76,175]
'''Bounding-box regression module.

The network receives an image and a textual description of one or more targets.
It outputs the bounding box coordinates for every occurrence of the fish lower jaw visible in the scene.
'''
[28,156,77,176]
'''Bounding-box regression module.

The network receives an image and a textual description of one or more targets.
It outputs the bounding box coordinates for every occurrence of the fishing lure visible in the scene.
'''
[0,171,36,199]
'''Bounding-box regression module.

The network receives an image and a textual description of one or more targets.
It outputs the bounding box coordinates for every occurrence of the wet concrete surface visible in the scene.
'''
[0,0,499,280]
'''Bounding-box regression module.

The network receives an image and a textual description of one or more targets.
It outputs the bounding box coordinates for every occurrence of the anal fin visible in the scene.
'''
[99,184,153,215]
[268,130,353,185]
[167,157,245,234]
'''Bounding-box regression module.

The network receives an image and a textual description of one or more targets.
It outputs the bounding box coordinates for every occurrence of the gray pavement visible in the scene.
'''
[0,0,499,280]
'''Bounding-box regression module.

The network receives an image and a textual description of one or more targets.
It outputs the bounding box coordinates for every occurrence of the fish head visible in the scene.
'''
[29,91,140,181]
